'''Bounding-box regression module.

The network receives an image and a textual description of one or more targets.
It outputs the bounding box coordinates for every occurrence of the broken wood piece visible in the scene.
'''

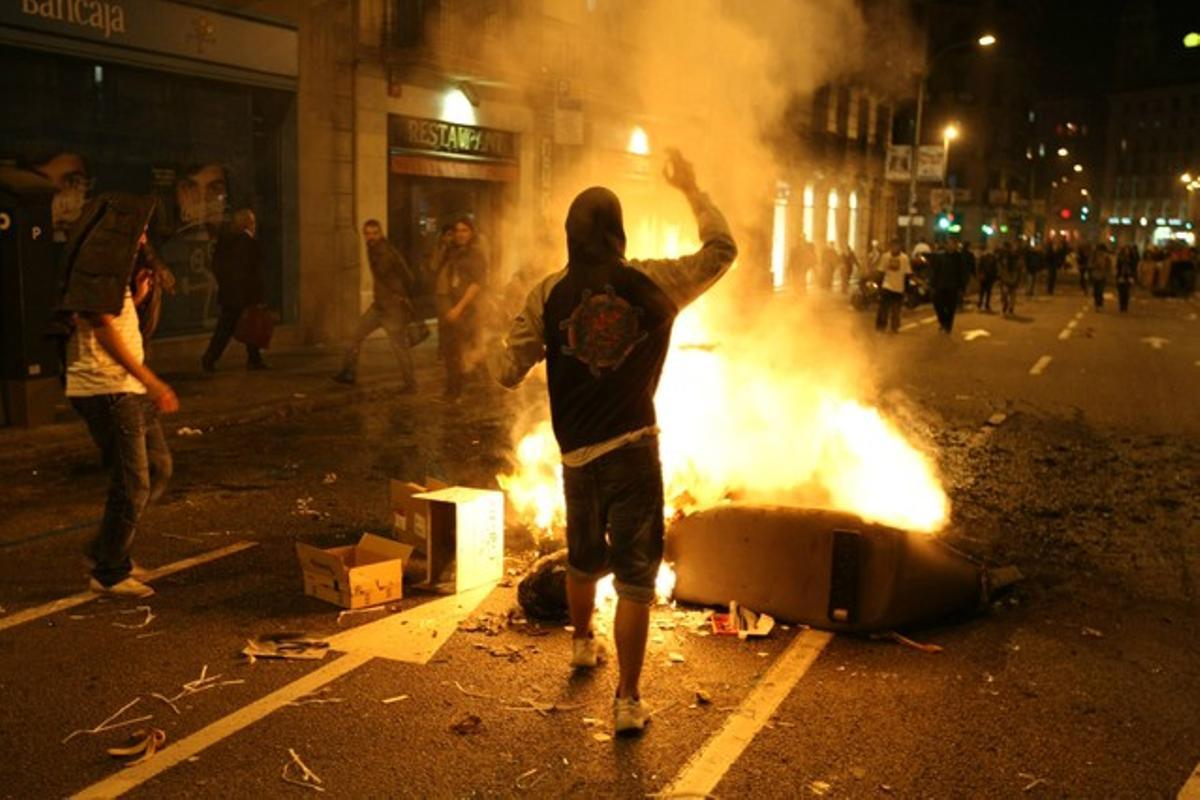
[62,698,153,744]
[382,694,410,704]
[451,680,494,700]
[112,605,156,630]
[875,631,944,654]
[281,748,325,792]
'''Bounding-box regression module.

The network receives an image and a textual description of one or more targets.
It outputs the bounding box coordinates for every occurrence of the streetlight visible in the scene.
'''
[1181,172,1193,184]
[1185,32,1200,48]
[1057,147,1069,157]
[905,33,997,249]
[1073,163,1083,173]
[942,124,960,188]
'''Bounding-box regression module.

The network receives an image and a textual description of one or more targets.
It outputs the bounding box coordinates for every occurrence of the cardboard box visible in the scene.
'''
[296,533,413,609]
[389,477,449,552]
[411,486,504,594]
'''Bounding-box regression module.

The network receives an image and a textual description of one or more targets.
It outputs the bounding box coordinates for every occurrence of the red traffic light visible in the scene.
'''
[1059,207,1072,220]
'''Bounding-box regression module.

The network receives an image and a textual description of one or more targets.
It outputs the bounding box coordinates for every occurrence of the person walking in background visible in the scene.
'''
[876,240,911,333]
[958,240,976,310]
[436,217,487,400]
[789,236,816,293]
[977,245,998,312]
[493,149,737,736]
[1077,243,1091,295]
[929,239,964,334]
[1116,244,1137,312]
[841,245,859,293]
[57,198,179,599]
[998,241,1024,317]
[1091,242,1115,310]
[333,220,418,390]
[202,209,267,372]
[1045,240,1063,295]
[1024,242,1043,297]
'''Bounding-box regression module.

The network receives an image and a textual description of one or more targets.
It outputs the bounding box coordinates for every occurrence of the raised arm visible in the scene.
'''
[628,149,738,310]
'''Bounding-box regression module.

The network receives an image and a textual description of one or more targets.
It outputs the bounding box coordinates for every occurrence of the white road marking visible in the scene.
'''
[920,315,937,324]
[1057,329,1072,341]
[69,584,494,798]
[898,321,918,332]
[1141,337,1170,350]
[1067,319,1078,329]
[1178,761,1200,800]
[0,542,258,634]
[1029,355,1053,376]
[661,629,834,797]
[962,329,990,341]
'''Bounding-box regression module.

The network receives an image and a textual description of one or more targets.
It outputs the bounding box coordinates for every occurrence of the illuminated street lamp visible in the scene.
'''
[941,124,960,188]
[978,34,997,47]
[1057,147,1069,157]
[1185,32,1200,48]
[1073,163,1084,173]
[906,34,997,249]
[1181,172,1193,184]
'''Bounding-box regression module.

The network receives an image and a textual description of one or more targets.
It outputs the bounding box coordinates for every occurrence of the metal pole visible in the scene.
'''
[906,74,926,252]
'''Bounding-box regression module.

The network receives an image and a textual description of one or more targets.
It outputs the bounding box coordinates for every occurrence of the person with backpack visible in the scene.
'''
[57,194,179,599]
[492,149,737,735]
[333,219,418,390]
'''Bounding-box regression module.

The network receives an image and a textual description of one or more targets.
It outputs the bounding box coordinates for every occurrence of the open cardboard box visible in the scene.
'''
[389,477,448,553]
[295,533,413,609]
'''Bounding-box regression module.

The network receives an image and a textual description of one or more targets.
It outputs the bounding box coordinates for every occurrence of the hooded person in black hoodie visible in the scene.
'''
[493,149,737,734]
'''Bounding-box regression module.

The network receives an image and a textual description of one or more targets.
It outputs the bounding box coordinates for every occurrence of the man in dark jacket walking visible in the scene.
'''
[333,219,417,389]
[202,208,267,371]
[493,149,736,735]
[929,240,965,333]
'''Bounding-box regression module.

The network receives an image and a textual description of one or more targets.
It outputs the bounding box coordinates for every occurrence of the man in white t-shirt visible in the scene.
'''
[875,239,912,333]
[67,233,180,598]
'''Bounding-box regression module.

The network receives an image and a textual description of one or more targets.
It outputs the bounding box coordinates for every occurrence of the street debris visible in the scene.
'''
[668,651,686,663]
[161,532,204,543]
[175,426,203,437]
[452,680,495,700]
[475,642,527,662]
[986,412,1008,427]
[152,664,245,715]
[322,472,338,484]
[810,779,832,795]
[592,732,612,743]
[107,727,166,766]
[581,716,603,727]
[1018,772,1047,792]
[459,609,516,636]
[336,606,389,625]
[289,688,346,707]
[502,697,587,717]
[292,497,329,520]
[281,747,325,792]
[112,605,156,630]
[871,631,945,654]
[62,697,153,744]
[517,549,570,621]
[962,329,991,341]
[450,713,484,735]
[695,690,713,705]
[1081,627,1104,638]
[243,633,330,662]
[381,694,410,704]
[711,601,775,639]
[515,767,547,791]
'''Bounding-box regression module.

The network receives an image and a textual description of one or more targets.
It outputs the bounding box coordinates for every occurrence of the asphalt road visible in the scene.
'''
[0,286,1197,799]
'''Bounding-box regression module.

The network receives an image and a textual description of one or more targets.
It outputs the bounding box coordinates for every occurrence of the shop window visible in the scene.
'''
[826,189,839,246]
[802,184,815,243]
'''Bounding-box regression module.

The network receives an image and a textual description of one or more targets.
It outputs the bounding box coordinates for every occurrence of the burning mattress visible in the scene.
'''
[666,504,1015,633]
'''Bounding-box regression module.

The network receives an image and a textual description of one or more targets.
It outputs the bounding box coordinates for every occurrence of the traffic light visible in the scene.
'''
[935,210,963,234]
[1080,204,1090,222]
[1059,207,1072,220]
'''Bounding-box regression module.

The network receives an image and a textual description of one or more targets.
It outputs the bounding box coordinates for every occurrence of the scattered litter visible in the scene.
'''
[668,652,686,663]
[151,664,245,715]
[756,652,770,658]
[592,732,612,743]
[452,681,495,700]
[382,694,410,705]
[292,497,329,520]
[69,614,92,620]
[281,747,325,792]
[962,329,991,341]
[711,601,775,639]
[810,780,832,795]
[986,412,1008,427]
[1081,627,1104,638]
[872,631,944,654]
[450,713,484,735]
[695,690,712,705]
[336,607,388,625]
[107,727,166,767]
[503,697,587,717]
[651,633,665,645]
[175,427,203,437]
[62,698,153,744]
[161,532,204,543]
[850,766,867,780]
[322,473,338,485]
[136,631,166,640]
[243,634,330,663]
[289,688,346,707]
[581,716,603,727]
[1018,772,1046,792]
[485,644,525,662]
[515,767,547,790]
[113,605,156,630]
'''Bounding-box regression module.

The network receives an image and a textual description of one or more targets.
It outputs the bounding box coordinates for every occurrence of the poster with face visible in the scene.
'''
[33,151,92,241]
[175,162,229,232]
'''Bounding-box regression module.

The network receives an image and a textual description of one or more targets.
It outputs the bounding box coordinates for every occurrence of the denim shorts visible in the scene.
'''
[562,438,664,604]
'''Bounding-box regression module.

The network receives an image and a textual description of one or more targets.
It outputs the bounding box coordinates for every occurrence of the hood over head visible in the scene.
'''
[565,186,625,269]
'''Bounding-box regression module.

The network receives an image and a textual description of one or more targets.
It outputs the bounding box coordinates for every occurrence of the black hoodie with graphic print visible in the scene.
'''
[494,185,737,457]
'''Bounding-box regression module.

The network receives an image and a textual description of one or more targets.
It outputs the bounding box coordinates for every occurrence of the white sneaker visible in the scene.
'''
[570,635,608,668]
[89,577,156,599]
[613,695,649,735]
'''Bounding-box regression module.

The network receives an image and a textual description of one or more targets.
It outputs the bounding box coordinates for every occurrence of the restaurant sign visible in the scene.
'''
[389,115,517,163]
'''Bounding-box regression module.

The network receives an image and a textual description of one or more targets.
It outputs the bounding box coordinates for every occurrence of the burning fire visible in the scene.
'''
[499,216,950,601]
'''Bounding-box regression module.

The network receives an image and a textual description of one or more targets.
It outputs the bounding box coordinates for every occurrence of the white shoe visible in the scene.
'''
[613,695,649,735]
[570,635,608,669]
[89,577,155,599]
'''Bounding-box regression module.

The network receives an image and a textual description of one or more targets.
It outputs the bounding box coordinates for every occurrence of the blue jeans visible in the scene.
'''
[341,301,415,386]
[562,438,664,604]
[71,394,173,586]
